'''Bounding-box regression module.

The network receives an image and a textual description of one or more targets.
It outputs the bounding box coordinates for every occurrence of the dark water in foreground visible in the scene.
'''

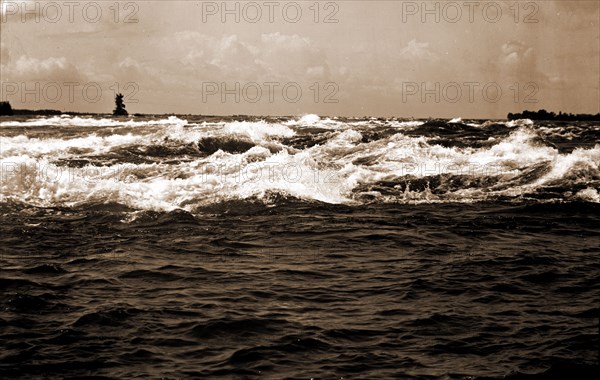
[1,115,598,378]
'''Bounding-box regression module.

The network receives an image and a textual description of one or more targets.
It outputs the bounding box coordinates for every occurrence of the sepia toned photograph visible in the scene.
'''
[1,1,599,378]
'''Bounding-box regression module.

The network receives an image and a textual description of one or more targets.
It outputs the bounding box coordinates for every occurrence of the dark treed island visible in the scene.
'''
[0,101,13,116]
[0,95,128,117]
[508,109,600,121]
[113,93,129,116]
[0,101,76,116]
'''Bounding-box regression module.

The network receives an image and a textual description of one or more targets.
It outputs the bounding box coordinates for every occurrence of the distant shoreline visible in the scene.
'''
[1,108,600,122]
[507,110,600,122]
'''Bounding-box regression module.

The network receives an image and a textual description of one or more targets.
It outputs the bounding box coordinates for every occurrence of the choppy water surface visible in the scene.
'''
[1,115,598,379]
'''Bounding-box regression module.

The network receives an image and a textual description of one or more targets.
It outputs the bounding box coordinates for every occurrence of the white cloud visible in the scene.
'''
[4,55,85,83]
[399,39,438,61]
[256,32,330,82]
[162,31,331,85]
[498,41,562,87]
[168,32,263,83]
[501,41,534,67]
[260,32,311,52]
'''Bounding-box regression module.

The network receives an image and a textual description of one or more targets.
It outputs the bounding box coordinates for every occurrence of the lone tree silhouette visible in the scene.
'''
[113,93,128,116]
[0,101,13,116]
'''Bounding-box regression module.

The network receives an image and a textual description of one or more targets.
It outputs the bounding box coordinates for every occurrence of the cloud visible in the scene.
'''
[501,41,534,67]
[260,32,314,56]
[161,31,331,85]
[492,40,571,102]
[0,55,99,111]
[257,32,330,81]
[498,40,561,87]
[167,32,263,83]
[399,39,438,61]
[4,55,86,83]
[110,57,162,87]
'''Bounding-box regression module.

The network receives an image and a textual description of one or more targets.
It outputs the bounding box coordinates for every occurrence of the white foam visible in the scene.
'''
[505,119,534,128]
[222,120,295,140]
[2,117,599,209]
[389,120,425,129]
[297,114,321,126]
[0,115,188,128]
[534,145,600,185]
[287,114,348,130]
[575,187,600,203]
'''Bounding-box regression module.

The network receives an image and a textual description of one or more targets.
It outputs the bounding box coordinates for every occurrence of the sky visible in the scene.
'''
[0,0,599,118]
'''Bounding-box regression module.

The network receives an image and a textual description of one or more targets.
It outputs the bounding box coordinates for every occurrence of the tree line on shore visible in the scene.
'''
[508,109,600,121]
